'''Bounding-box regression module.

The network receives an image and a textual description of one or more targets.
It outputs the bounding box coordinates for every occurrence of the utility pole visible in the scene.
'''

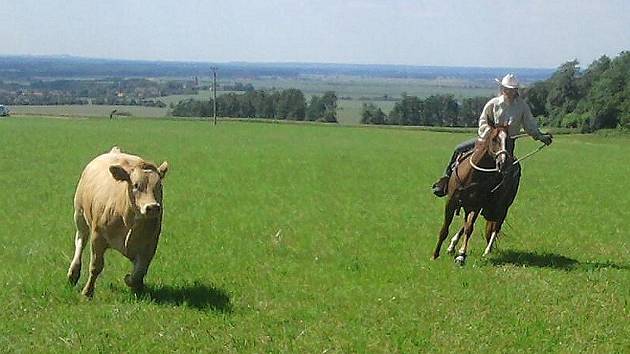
[211,66,218,125]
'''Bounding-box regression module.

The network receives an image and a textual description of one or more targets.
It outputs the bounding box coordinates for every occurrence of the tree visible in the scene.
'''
[459,96,490,127]
[306,95,323,121]
[319,91,338,123]
[360,103,387,125]
[524,81,549,118]
[578,52,630,130]
[545,60,581,126]
[389,94,422,125]
[277,89,306,120]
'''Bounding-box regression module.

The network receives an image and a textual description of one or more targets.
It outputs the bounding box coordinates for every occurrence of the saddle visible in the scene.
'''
[451,149,475,172]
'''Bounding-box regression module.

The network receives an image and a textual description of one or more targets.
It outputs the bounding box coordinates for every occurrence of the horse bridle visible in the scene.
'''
[469,135,511,173]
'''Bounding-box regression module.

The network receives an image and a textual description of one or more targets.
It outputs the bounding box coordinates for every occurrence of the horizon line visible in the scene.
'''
[0,53,557,71]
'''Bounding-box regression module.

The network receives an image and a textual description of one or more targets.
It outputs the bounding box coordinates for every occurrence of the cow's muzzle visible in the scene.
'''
[140,202,161,217]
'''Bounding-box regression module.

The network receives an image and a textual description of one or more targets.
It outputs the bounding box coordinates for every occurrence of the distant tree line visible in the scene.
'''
[361,94,490,127]
[523,51,630,132]
[171,89,338,122]
[361,51,629,132]
[222,82,255,92]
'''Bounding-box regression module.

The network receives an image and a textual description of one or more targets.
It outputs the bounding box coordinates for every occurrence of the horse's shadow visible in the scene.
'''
[487,249,628,271]
[131,281,232,313]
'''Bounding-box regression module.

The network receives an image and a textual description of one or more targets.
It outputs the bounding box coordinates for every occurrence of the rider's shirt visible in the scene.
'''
[478,95,543,140]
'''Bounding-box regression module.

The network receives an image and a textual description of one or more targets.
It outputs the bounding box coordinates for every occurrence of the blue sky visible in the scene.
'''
[2,0,629,68]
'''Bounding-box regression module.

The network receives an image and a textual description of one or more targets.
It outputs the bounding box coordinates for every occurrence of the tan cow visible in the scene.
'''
[67,146,168,297]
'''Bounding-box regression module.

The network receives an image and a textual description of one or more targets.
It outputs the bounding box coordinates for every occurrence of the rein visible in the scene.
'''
[469,151,500,173]
[470,132,547,170]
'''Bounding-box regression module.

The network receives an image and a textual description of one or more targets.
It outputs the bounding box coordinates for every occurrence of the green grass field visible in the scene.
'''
[0,116,627,352]
[7,99,402,125]
[9,105,168,118]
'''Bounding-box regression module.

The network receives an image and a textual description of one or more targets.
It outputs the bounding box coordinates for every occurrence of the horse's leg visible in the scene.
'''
[432,200,457,260]
[483,220,503,256]
[483,221,498,256]
[455,210,479,265]
[446,226,464,255]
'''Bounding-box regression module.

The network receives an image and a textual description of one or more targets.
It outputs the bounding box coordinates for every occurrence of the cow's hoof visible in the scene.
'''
[446,247,456,255]
[67,268,81,286]
[455,255,466,266]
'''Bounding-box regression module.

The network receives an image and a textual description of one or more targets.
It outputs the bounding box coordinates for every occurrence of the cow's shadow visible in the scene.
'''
[487,249,628,271]
[133,281,232,313]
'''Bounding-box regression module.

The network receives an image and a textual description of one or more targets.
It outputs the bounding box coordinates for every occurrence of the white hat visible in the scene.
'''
[495,73,519,89]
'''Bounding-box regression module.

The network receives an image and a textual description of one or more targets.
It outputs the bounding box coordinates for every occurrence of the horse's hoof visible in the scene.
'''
[81,287,95,298]
[124,274,144,290]
[455,255,466,266]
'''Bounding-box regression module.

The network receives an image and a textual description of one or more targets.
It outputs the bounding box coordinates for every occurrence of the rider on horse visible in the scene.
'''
[432,73,553,197]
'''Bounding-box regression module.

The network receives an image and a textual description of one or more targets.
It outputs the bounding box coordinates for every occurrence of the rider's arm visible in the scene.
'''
[478,100,494,139]
[522,103,544,140]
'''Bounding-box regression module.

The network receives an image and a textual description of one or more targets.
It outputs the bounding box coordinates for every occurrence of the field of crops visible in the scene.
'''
[0,116,627,352]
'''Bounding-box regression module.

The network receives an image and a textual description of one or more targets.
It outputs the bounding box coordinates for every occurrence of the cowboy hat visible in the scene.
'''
[495,73,519,89]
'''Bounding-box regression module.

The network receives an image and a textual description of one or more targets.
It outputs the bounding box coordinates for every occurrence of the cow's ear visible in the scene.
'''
[109,165,130,182]
[158,161,169,179]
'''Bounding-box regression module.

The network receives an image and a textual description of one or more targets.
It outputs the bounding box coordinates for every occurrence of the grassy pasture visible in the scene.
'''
[9,104,168,118]
[0,116,628,352]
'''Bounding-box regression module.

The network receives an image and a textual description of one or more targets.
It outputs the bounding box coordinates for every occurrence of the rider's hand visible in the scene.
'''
[539,133,553,146]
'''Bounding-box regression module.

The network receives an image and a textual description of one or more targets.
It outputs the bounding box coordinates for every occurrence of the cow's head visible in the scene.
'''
[109,161,168,218]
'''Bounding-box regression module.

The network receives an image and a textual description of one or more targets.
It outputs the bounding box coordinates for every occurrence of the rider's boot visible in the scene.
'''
[432,156,457,197]
[432,176,450,197]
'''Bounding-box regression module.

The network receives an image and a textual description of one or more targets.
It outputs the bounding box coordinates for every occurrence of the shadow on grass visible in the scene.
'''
[488,249,629,271]
[133,281,232,313]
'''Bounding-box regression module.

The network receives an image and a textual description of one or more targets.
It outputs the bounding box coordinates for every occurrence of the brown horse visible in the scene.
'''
[432,123,520,265]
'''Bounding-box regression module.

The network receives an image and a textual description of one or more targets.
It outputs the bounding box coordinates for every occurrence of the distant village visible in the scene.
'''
[0,77,253,108]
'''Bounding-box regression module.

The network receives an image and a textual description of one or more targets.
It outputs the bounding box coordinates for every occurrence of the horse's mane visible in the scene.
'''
[475,124,509,155]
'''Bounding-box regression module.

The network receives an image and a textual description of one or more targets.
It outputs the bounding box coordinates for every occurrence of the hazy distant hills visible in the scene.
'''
[0,55,554,84]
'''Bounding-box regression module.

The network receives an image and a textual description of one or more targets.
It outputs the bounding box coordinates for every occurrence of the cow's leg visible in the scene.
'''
[455,210,479,265]
[81,234,107,297]
[67,210,89,286]
[125,235,159,290]
[124,254,153,290]
[446,226,464,255]
[432,200,457,260]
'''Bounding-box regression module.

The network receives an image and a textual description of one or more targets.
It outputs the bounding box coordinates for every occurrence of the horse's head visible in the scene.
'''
[484,123,512,173]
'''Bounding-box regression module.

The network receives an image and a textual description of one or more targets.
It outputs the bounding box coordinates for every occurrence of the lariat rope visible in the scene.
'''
[512,144,547,165]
